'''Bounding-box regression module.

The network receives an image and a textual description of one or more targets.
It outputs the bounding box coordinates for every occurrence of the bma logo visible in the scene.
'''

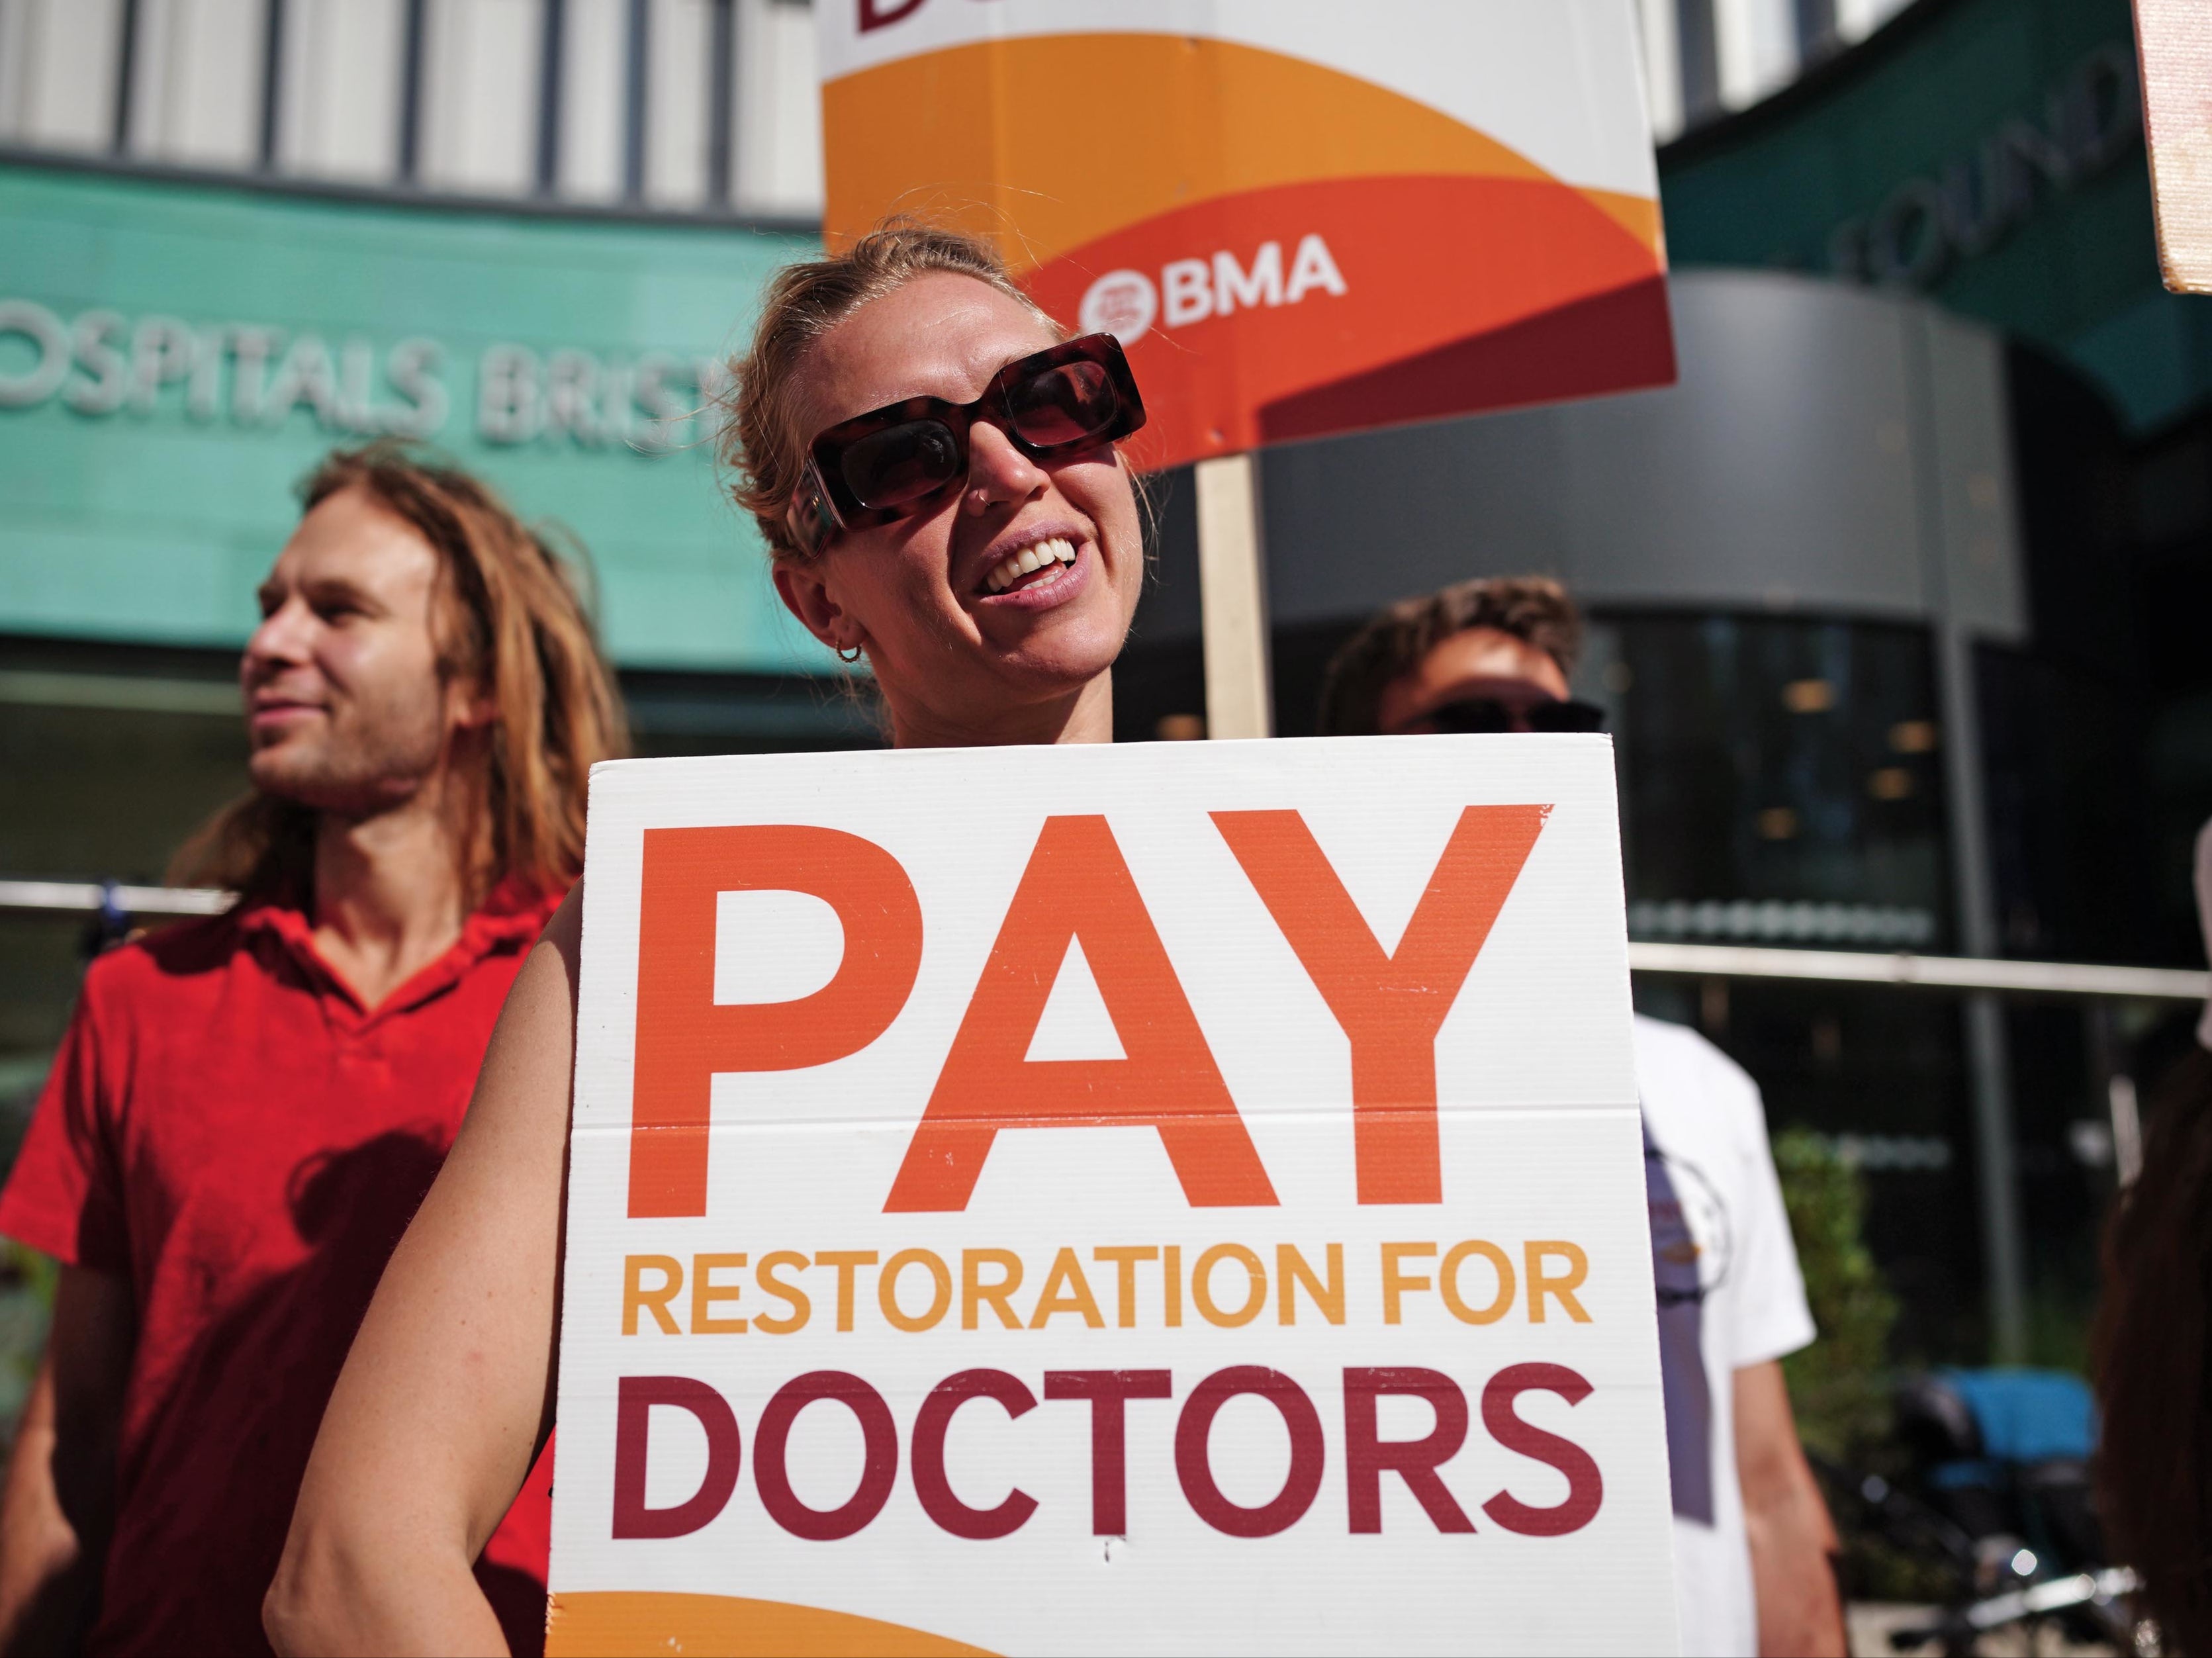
[1079,236,1350,347]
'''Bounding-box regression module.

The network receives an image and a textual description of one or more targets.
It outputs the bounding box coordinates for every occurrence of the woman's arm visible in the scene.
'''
[265,888,581,1658]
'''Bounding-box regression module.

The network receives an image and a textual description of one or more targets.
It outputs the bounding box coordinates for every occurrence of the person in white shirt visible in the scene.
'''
[1320,575,1847,1658]
[1639,1011,1830,1656]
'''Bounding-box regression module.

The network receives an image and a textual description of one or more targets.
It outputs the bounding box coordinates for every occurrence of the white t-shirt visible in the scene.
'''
[1635,1014,1817,1658]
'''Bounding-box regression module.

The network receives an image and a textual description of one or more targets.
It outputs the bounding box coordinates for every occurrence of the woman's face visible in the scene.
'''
[773,273,1143,746]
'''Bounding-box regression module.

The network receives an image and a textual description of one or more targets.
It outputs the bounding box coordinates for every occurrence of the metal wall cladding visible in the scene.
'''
[1244,270,2026,642]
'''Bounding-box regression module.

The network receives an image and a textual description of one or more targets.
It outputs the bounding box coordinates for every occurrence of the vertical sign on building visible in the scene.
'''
[545,737,1679,1655]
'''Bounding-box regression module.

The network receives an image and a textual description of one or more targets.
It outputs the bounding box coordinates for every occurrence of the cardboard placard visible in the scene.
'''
[817,2,1677,473]
[545,737,1677,1656]
[2133,0,2212,293]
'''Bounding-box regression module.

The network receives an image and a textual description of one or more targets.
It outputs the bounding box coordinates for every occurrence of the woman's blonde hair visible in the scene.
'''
[721,219,1058,561]
[173,443,629,905]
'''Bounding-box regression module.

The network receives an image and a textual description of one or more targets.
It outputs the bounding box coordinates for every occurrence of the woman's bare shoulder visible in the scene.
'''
[463,878,583,1150]
[526,884,579,999]
[543,877,582,949]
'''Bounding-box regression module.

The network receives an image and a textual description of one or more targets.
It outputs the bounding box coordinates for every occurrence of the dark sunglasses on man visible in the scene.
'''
[786,332,1146,556]
[1426,694,1607,734]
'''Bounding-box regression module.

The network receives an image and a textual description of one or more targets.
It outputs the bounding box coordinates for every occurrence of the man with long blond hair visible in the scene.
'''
[0,444,624,1657]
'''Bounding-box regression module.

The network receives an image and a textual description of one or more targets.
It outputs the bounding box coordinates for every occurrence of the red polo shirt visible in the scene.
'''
[0,881,561,1658]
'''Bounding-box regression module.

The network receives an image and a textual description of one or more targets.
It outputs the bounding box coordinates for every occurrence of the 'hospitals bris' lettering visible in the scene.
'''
[0,296,723,453]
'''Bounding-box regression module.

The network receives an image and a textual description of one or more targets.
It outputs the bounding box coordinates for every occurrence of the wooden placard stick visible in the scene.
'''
[1194,451,1273,741]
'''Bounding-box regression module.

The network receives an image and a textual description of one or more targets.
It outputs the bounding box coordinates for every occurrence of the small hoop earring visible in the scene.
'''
[837,645,864,665]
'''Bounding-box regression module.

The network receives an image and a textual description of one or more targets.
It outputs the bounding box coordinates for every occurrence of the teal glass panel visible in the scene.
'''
[0,162,833,672]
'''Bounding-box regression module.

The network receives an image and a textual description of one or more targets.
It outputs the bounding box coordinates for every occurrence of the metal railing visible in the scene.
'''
[0,879,232,919]
[1627,940,2209,1001]
[5,876,2204,1003]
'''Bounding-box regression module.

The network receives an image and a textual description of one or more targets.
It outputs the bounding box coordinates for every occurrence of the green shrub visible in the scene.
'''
[1774,1125,1899,1463]
[1771,1127,1955,1602]
[0,1237,56,1451]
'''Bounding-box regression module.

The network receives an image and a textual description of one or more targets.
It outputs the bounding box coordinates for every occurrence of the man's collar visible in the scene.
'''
[234,874,564,1014]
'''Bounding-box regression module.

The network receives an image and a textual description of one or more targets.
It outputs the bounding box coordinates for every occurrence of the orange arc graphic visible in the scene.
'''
[545,1592,997,1657]
[1021,169,1671,467]
[823,32,1661,270]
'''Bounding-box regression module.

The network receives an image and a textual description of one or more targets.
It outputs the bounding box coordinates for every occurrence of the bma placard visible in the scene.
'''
[817,2,1676,473]
[547,737,1677,1656]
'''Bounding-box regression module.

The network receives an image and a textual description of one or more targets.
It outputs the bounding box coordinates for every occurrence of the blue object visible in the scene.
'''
[1928,1457,2005,1491]
[1940,1367,2097,1463]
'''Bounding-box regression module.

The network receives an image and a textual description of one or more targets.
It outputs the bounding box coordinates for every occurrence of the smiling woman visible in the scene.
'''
[723,222,1150,749]
[262,222,1158,1657]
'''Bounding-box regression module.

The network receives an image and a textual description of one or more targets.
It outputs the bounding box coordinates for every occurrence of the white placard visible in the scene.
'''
[547,735,1677,1657]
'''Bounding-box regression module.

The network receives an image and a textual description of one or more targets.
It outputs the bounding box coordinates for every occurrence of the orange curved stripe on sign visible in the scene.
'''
[1023,171,1667,467]
[545,1591,997,1657]
[1256,273,1674,447]
[823,32,1655,269]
